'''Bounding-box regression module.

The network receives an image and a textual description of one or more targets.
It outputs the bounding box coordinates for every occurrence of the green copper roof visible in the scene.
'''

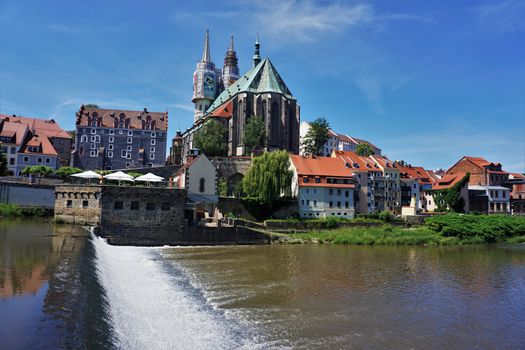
[206,58,294,114]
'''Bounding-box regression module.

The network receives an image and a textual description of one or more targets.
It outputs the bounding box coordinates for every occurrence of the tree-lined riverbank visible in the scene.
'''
[285,214,525,245]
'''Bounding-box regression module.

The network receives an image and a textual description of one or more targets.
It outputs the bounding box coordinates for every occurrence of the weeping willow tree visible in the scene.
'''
[242,150,292,204]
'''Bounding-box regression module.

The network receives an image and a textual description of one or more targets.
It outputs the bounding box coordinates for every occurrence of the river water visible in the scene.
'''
[1,220,524,349]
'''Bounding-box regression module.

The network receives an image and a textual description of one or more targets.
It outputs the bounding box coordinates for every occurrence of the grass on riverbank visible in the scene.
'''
[287,225,465,245]
[0,203,51,217]
[286,214,525,245]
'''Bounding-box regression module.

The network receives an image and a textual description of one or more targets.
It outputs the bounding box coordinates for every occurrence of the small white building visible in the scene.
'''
[468,185,511,214]
[171,150,218,204]
[290,155,355,219]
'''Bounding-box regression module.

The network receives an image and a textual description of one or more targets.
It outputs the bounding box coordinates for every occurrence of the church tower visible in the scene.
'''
[252,33,261,67]
[192,30,218,122]
[222,35,239,89]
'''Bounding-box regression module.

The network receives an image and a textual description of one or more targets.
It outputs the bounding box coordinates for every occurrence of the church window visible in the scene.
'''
[80,135,88,143]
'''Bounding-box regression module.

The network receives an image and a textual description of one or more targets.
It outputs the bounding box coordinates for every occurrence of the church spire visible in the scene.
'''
[252,32,261,67]
[202,29,211,62]
[223,34,239,89]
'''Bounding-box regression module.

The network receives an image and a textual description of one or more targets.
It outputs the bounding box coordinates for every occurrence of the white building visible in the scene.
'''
[171,150,218,204]
[290,155,355,219]
[299,121,381,157]
[469,185,511,214]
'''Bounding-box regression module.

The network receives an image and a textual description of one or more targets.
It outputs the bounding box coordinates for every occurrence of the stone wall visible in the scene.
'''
[55,185,102,225]
[99,186,186,241]
[0,181,56,208]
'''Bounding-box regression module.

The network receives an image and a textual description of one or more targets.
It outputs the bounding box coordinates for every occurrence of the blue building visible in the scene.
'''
[73,106,168,170]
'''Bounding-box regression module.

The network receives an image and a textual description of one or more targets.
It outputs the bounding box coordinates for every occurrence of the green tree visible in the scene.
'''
[356,143,375,156]
[242,150,293,204]
[21,165,54,184]
[218,177,228,196]
[301,118,330,156]
[0,144,8,176]
[55,166,82,179]
[193,119,228,157]
[432,173,470,213]
[126,171,143,179]
[243,116,266,152]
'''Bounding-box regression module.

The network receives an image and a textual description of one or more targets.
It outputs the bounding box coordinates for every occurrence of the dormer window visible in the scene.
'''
[303,177,309,183]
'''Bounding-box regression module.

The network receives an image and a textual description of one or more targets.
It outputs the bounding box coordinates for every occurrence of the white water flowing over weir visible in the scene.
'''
[92,236,252,350]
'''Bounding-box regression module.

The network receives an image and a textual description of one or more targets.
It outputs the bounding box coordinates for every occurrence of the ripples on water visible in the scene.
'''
[2,220,525,349]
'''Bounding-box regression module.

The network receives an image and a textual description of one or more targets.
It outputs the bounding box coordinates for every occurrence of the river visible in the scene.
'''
[1,220,524,349]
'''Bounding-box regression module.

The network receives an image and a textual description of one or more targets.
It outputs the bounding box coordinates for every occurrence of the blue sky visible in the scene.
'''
[1,0,524,172]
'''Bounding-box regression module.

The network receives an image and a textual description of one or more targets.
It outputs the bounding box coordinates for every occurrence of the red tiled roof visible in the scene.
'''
[300,182,355,188]
[331,150,379,172]
[290,155,354,177]
[21,134,58,156]
[335,133,355,144]
[209,101,233,118]
[487,170,509,175]
[0,115,70,139]
[432,172,468,190]
[399,165,438,185]
[76,107,168,131]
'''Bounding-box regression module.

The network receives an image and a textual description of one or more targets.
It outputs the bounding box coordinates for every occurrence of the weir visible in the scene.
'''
[55,185,271,246]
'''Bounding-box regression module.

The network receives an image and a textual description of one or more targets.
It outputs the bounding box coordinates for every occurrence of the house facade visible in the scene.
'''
[0,114,72,175]
[468,185,511,214]
[170,150,218,204]
[432,172,470,213]
[447,156,509,186]
[299,121,381,157]
[290,155,355,219]
[73,106,167,170]
[331,150,400,214]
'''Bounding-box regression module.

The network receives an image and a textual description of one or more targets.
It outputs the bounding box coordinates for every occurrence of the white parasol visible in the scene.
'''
[103,171,134,185]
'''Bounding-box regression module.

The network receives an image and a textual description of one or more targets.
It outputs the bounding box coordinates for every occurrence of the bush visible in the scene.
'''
[425,214,525,243]
[378,210,392,222]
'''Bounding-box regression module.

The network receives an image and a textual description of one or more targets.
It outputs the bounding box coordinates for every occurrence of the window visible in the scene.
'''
[150,154,155,160]
[82,200,89,208]
[91,129,96,134]
[502,191,506,198]
[146,202,156,211]
[147,163,153,167]
[81,134,88,142]
[127,137,132,144]
[114,201,124,210]
[90,150,98,157]
[107,151,113,158]
[45,158,50,164]
[337,189,341,196]
[66,200,73,208]
[108,144,114,150]
[329,189,333,195]
[313,200,317,207]
[151,132,156,138]
[9,158,15,165]
[313,189,317,194]
[128,130,133,136]
[345,201,349,208]
[329,201,333,208]
[90,144,96,150]
[121,150,127,158]
[158,132,163,136]
[301,200,305,205]
[10,147,16,154]
[37,157,43,163]
[126,153,131,159]
[127,145,132,151]
[303,177,309,183]
[199,178,205,192]
[126,162,130,167]
[130,201,140,210]
[150,147,155,153]
[151,139,156,145]
[306,200,310,206]
[315,177,320,183]
[79,147,84,156]
[109,129,114,135]
[161,203,170,211]
[23,156,29,162]
[337,201,341,208]
[305,189,310,194]
[345,190,349,197]
[109,136,114,143]
[119,130,123,135]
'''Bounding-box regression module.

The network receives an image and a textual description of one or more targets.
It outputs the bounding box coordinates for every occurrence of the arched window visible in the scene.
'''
[80,135,88,143]
[199,178,205,193]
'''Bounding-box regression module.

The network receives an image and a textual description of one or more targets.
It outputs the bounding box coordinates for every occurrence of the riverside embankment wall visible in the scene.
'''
[0,181,56,208]
[55,185,271,246]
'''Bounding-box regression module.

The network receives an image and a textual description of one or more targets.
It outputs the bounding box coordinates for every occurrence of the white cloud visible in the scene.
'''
[355,77,384,114]
[476,0,525,33]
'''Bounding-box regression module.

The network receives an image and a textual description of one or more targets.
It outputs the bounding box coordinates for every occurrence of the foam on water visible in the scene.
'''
[92,236,251,350]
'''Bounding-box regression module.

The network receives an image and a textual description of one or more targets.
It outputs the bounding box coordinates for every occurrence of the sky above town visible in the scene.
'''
[1,0,524,172]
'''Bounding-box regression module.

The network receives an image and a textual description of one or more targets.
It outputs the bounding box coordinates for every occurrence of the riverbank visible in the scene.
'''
[0,203,53,218]
[284,214,525,245]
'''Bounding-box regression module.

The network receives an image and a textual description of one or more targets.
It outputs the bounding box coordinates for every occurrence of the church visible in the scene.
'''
[172,30,300,163]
